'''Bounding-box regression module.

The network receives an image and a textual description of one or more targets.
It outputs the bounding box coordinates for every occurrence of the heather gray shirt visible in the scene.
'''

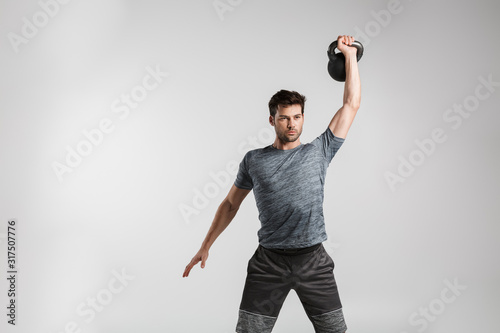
[234,127,345,249]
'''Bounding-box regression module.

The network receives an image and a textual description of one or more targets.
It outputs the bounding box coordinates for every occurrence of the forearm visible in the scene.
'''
[200,199,238,251]
[329,50,361,138]
[343,53,361,108]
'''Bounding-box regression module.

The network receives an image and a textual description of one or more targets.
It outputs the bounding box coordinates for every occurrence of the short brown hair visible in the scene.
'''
[268,90,306,117]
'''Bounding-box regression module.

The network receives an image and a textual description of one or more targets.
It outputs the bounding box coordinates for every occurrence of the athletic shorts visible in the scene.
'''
[236,243,347,333]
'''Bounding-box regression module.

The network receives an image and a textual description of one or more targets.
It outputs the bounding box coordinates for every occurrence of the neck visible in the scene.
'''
[272,138,301,150]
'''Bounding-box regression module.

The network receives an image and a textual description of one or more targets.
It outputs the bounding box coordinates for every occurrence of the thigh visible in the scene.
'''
[236,246,292,333]
[293,245,347,332]
[239,246,292,317]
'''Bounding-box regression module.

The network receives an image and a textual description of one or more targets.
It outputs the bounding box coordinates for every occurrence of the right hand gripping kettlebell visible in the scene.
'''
[327,40,364,82]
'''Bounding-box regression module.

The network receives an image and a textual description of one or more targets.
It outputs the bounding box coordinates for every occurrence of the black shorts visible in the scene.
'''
[236,244,347,333]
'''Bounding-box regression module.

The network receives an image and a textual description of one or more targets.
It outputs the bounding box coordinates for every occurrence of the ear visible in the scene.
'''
[269,115,275,126]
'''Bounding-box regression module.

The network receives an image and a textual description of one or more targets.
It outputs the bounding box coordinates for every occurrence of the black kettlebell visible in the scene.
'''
[327,40,364,82]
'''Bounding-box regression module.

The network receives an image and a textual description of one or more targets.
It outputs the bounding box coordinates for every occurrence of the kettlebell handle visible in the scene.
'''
[327,40,364,62]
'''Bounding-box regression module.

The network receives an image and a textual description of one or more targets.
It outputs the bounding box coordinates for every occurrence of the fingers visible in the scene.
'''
[337,35,355,46]
[182,263,193,277]
[182,252,209,278]
[182,257,200,278]
[182,267,191,277]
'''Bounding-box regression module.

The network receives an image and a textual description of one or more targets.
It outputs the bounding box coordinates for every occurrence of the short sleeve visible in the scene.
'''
[310,127,345,163]
[234,153,253,190]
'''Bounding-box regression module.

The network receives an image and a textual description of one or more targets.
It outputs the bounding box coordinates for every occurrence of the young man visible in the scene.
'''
[183,35,361,333]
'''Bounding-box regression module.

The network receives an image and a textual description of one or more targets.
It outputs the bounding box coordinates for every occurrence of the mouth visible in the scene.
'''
[287,131,296,134]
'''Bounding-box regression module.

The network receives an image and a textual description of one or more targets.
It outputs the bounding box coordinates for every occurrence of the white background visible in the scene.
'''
[1,0,499,332]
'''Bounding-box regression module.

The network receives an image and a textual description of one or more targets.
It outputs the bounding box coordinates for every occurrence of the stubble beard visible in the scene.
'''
[277,128,302,143]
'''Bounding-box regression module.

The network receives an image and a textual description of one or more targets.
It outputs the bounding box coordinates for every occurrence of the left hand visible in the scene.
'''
[336,35,358,57]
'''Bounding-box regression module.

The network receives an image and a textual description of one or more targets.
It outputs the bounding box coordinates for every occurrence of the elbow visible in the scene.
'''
[222,198,239,214]
[344,101,360,112]
[343,92,361,111]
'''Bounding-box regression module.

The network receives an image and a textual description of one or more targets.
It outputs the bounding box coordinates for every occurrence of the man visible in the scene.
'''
[183,35,360,333]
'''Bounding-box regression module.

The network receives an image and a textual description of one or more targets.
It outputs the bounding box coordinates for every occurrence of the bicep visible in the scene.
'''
[328,105,358,139]
[226,184,251,210]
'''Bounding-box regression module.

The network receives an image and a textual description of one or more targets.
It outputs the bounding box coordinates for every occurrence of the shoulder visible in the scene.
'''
[240,146,272,165]
[243,145,271,158]
[308,127,344,147]
[305,128,345,161]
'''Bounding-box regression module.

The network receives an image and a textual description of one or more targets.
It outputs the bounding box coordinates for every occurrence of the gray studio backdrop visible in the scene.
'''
[1,0,499,332]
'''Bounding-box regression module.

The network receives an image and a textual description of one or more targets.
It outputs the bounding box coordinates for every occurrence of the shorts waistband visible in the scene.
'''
[261,243,321,256]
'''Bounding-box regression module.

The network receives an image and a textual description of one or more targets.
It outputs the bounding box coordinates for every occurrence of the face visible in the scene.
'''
[270,104,304,143]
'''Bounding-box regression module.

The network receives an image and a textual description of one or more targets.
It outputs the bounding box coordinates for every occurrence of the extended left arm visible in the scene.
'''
[328,35,361,139]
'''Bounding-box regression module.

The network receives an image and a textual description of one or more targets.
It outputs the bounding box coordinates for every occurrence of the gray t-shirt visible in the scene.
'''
[234,127,345,249]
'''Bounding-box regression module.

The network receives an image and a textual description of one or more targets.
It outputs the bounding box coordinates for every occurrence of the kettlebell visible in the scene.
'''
[327,40,364,82]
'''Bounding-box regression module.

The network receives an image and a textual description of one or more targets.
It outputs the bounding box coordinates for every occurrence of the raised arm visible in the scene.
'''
[183,184,251,277]
[328,35,361,139]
